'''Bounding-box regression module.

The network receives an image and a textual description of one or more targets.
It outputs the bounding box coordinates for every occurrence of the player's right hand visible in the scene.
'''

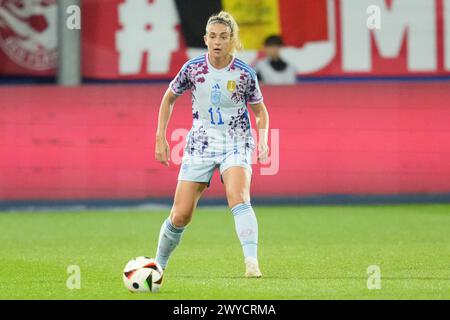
[155,136,170,166]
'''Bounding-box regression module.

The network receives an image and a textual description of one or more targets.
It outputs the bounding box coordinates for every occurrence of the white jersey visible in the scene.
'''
[170,53,264,157]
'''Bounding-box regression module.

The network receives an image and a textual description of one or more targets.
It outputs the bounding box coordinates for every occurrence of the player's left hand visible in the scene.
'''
[258,142,269,163]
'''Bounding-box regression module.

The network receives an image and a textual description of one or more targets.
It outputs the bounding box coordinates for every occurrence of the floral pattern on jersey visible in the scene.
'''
[170,58,209,97]
[187,125,209,156]
[228,107,251,140]
[229,65,262,104]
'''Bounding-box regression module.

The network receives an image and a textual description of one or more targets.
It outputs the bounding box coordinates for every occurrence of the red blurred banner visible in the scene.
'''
[1,84,449,201]
[1,0,450,79]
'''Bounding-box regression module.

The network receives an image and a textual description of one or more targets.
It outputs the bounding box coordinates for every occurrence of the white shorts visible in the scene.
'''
[178,147,253,187]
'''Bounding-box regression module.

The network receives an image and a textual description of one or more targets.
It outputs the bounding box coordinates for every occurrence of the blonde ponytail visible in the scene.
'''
[206,11,243,54]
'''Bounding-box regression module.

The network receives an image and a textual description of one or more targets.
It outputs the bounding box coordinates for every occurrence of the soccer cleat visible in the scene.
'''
[245,257,262,278]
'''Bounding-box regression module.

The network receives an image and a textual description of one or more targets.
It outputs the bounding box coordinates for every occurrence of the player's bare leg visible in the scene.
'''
[155,180,207,269]
[222,166,262,278]
[170,180,207,227]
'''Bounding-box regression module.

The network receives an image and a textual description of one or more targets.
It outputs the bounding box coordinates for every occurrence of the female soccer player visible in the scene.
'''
[154,11,269,278]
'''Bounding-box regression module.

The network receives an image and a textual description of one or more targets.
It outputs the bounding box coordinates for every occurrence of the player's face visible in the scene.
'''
[204,23,233,59]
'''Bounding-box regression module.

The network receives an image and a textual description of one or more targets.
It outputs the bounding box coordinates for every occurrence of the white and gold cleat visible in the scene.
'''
[245,257,262,278]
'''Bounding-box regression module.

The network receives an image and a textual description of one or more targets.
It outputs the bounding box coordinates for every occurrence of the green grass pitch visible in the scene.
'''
[1,204,449,300]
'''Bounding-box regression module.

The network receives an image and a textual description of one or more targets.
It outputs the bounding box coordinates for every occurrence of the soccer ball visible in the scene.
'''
[122,257,164,293]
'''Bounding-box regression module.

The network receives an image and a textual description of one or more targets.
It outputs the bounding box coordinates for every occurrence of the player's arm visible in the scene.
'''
[155,88,179,166]
[250,102,270,162]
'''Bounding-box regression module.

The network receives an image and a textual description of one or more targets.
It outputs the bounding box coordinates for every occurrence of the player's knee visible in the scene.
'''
[170,207,193,227]
[227,192,249,209]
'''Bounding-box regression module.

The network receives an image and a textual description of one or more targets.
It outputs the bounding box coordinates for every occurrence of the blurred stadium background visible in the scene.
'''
[1,0,450,300]
[1,0,449,208]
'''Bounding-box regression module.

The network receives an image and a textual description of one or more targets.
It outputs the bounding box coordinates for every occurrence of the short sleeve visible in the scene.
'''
[169,63,192,96]
[246,73,264,104]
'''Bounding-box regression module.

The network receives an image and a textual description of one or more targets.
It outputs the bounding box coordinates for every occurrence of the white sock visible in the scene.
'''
[155,217,185,269]
[231,202,258,259]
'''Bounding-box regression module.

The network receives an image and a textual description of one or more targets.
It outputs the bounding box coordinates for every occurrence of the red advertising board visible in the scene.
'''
[1,83,449,201]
